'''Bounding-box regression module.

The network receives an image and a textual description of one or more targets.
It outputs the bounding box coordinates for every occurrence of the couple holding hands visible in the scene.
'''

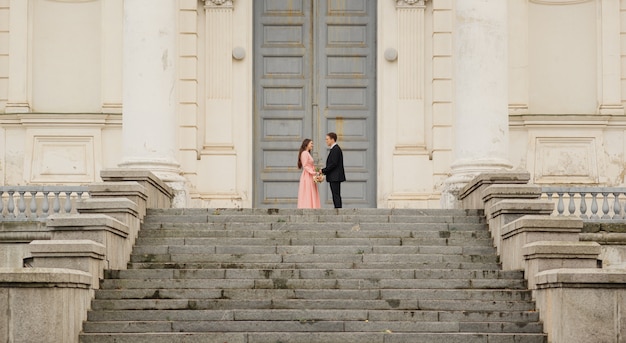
[297,132,346,209]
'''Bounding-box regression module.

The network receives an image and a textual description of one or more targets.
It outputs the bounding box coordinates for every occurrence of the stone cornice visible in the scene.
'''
[204,0,233,8]
[396,0,429,8]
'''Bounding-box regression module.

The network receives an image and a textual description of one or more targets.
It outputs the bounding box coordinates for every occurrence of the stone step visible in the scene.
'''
[143,214,486,225]
[81,320,544,334]
[127,261,504,270]
[146,208,484,216]
[80,331,546,343]
[137,228,493,239]
[95,288,532,302]
[105,268,524,280]
[87,309,540,323]
[133,237,495,247]
[130,245,496,256]
[128,253,500,264]
[99,278,526,290]
[91,299,537,311]
[141,222,487,231]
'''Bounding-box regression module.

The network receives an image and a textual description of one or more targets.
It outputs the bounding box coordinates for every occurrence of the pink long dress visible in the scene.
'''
[297,151,321,209]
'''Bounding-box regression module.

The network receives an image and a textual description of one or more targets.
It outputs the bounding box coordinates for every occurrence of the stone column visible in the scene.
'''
[119,0,186,206]
[442,0,511,208]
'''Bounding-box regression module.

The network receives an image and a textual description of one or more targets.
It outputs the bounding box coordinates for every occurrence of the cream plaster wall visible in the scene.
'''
[509,0,626,188]
[0,0,123,187]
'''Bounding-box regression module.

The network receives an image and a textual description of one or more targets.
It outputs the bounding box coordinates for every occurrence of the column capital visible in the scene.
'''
[396,0,428,8]
[204,0,234,9]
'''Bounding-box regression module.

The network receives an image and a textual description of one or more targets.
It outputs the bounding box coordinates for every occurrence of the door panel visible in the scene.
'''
[254,0,376,207]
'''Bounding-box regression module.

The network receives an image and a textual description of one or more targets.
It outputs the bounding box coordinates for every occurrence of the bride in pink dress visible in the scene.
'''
[297,139,321,209]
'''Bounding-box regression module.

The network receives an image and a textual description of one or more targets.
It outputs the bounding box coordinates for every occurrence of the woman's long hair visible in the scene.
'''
[297,139,312,169]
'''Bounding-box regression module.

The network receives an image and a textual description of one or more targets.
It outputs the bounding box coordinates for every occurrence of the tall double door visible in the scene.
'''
[253,0,376,207]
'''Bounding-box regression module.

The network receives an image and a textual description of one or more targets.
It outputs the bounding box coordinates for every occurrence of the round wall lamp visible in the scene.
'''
[384,48,398,62]
[232,47,246,60]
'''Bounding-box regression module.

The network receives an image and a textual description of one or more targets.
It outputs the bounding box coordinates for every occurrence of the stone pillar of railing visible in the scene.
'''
[534,269,626,343]
[100,169,173,209]
[488,199,554,254]
[458,171,532,209]
[76,198,140,257]
[523,241,600,290]
[0,221,49,267]
[46,214,129,270]
[0,268,92,343]
[29,240,105,289]
[501,215,583,271]
[87,181,148,221]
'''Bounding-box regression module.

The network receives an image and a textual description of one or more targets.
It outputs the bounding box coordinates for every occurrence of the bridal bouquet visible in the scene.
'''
[314,168,324,183]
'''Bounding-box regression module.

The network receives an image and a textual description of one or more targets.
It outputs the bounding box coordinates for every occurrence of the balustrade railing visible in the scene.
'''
[542,187,626,221]
[0,186,89,221]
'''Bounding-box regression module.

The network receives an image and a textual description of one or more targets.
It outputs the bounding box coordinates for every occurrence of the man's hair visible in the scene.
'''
[327,132,337,142]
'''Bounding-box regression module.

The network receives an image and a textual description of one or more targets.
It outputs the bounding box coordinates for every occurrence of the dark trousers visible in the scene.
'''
[329,182,342,208]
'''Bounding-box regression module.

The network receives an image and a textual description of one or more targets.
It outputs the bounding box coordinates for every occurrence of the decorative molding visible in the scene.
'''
[204,0,233,8]
[530,0,592,4]
[396,0,427,8]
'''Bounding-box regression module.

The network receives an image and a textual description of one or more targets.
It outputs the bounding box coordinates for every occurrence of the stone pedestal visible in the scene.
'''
[535,268,626,343]
[488,199,554,253]
[100,168,173,209]
[87,181,148,221]
[0,268,92,343]
[524,242,600,290]
[29,239,105,289]
[501,215,583,271]
[46,214,129,270]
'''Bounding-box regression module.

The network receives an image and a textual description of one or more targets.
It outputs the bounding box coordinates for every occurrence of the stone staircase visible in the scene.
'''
[79,208,547,343]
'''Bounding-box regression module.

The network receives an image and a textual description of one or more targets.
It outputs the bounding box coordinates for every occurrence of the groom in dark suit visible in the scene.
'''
[321,132,346,208]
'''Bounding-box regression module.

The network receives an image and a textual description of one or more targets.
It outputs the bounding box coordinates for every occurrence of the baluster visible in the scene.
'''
[29,191,38,219]
[590,192,599,219]
[41,191,50,218]
[613,192,622,220]
[53,192,61,214]
[64,192,72,213]
[0,190,4,219]
[7,191,15,218]
[556,192,565,216]
[602,192,610,219]
[568,192,576,215]
[579,192,588,219]
[17,191,26,218]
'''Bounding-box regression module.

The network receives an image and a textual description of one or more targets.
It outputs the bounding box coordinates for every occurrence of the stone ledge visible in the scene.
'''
[482,184,543,203]
[536,268,626,288]
[46,214,129,238]
[580,232,626,244]
[87,181,148,199]
[0,267,91,288]
[489,199,554,219]
[459,171,531,201]
[523,241,601,258]
[76,198,138,214]
[30,239,106,258]
[502,215,582,240]
[100,168,173,199]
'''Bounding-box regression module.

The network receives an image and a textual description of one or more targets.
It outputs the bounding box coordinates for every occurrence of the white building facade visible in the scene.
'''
[0,0,624,209]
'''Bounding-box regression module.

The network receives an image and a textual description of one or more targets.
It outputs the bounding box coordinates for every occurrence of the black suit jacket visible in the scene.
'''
[322,144,346,183]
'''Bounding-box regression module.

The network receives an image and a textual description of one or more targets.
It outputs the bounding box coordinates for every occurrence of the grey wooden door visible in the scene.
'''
[254,0,376,208]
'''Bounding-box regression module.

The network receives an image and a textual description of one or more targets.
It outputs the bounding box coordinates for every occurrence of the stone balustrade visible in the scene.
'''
[543,186,626,220]
[0,186,88,221]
